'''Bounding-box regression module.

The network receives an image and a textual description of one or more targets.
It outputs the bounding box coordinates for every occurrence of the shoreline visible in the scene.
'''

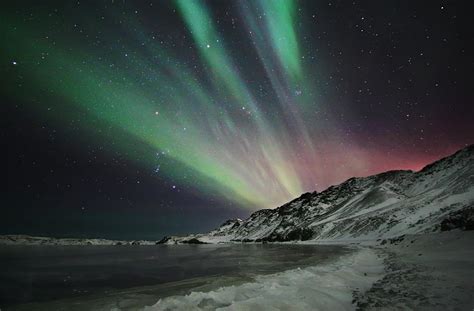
[2,230,472,310]
[144,246,385,310]
[146,230,473,310]
[0,234,160,246]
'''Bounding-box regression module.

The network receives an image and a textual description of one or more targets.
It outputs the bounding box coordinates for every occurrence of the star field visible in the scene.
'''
[1,0,473,239]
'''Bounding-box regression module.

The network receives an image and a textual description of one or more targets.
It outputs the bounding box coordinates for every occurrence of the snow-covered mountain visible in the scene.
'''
[163,144,474,244]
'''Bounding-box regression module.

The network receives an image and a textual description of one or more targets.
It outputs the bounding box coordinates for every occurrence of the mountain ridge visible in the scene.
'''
[162,144,474,244]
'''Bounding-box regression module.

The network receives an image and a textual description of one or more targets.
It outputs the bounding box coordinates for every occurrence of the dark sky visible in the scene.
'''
[1,0,473,240]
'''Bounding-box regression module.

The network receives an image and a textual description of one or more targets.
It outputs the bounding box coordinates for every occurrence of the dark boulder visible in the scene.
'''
[182,238,208,244]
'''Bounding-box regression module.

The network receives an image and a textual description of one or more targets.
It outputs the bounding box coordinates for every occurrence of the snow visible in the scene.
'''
[0,235,159,246]
[144,247,385,311]
[357,230,474,309]
[165,145,473,244]
[149,232,474,310]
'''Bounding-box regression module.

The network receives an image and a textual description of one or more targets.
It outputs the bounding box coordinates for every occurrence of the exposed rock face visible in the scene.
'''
[440,206,474,231]
[166,145,474,244]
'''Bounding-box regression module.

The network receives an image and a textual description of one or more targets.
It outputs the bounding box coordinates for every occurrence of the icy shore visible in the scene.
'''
[4,231,472,310]
[145,230,474,311]
[145,246,385,311]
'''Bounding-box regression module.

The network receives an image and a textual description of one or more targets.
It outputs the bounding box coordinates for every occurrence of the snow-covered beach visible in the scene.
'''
[143,230,474,310]
[360,230,474,310]
[2,230,472,310]
[145,246,384,311]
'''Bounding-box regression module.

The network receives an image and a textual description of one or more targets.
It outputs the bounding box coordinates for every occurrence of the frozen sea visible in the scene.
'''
[0,244,351,310]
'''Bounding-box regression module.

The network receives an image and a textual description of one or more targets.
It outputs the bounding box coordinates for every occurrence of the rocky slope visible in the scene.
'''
[163,144,474,244]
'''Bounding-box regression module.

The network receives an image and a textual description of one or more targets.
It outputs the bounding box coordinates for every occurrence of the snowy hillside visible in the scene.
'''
[163,145,474,244]
[0,235,158,246]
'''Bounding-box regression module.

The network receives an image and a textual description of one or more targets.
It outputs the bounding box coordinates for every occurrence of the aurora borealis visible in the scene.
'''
[2,1,474,238]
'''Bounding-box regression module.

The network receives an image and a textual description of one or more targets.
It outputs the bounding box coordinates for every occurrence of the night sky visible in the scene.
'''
[2,1,473,240]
